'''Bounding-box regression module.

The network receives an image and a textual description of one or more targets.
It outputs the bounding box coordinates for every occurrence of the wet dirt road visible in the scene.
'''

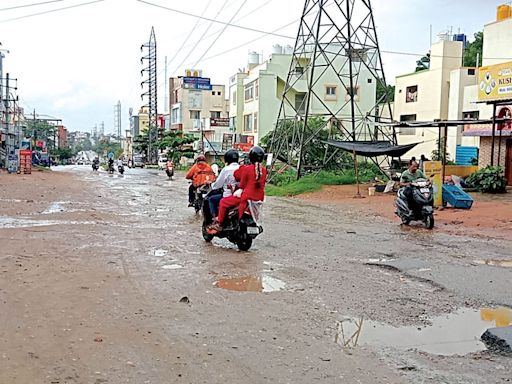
[1,166,511,383]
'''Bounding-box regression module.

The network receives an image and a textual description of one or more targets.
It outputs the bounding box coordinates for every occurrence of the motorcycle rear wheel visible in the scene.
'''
[236,236,253,251]
[202,222,214,242]
[424,214,434,229]
[400,216,411,225]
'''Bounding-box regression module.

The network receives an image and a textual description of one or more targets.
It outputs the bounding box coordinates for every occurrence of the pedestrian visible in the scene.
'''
[419,154,428,170]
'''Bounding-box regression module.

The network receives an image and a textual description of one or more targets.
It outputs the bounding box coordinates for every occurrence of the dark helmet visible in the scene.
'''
[224,149,239,165]
[196,154,206,162]
[249,146,265,164]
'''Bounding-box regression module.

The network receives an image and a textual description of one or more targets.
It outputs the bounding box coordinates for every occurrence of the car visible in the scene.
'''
[157,156,168,170]
[133,156,144,168]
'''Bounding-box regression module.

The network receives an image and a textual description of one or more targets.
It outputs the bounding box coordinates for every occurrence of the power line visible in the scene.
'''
[0,0,66,12]
[169,0,231,76]
[193,0,249,67]
[0,0,105,23]
[136,0,293,39]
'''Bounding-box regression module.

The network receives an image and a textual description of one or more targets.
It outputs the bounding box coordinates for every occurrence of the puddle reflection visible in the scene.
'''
[335,307,512,356]
[215,275,285,293]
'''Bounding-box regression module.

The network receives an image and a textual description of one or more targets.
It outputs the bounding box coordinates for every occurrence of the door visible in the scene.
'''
[506,139,512,186]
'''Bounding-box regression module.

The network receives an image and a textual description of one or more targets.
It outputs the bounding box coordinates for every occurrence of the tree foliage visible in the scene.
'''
[23,120,56,149]
[466,165,507,193]
[415,53,430,72]
[463,31,483,67]
[376,79,395,103]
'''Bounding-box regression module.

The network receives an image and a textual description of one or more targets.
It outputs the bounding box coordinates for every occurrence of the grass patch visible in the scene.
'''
[266,171,359,197]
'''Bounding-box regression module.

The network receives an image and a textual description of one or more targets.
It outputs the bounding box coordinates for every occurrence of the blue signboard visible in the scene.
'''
[7,154,18,173]
[182,76,212,91]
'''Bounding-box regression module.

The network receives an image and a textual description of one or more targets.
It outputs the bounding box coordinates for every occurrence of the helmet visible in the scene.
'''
[248,146,265,164]
[224,149,239,165]
[196,154,206,162]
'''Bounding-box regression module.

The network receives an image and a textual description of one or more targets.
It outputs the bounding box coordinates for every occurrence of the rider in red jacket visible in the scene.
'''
[208,146,266,234]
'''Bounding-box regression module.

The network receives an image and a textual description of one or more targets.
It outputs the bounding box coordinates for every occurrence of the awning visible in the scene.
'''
[323,140,419,157]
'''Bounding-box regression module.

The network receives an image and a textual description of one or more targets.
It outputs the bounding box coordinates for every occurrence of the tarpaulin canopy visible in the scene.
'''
[322,140,419,157]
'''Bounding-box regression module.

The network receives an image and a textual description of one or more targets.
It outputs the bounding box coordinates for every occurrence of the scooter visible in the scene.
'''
[92,162,99,171]
[107,162,115,175]
[191,183,210,214]
[202,192,264,251]
[395,179,434,229]
[118,164,125,175]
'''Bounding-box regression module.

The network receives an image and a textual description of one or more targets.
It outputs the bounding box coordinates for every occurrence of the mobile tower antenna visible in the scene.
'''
[141,26,158,164]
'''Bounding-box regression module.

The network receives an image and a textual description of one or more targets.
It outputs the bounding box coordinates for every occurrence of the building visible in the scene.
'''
[169,71,229,150]
[393,38,466,159]
[228,45,378,147]
[57,125,68,148]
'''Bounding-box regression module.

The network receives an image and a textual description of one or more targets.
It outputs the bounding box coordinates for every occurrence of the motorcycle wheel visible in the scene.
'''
[424,214,434,229]
[236,236,253,251]
[202,222,214,242]
[400,216,411,225]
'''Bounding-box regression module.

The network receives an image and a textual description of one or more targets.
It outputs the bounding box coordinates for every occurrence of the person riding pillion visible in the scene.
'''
[208,146,266,234]
[185,154,216,206]
[208,149,240,218]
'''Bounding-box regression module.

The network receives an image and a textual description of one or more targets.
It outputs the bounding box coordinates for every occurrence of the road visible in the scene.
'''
[0,166,511,383]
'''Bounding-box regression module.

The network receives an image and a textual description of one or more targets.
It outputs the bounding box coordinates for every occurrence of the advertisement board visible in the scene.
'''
[183,76,212,91]
[423,161,442,207]
[211,117,229,127]
[7,154,18,173]
[478,61,512,102]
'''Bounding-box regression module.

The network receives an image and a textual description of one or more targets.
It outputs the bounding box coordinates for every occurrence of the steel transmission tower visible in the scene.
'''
[141,26,158,164]
[269,0,395,177]
[114,100,122,140]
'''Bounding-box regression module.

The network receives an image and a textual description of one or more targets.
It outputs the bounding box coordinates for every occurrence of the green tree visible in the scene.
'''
[463,31,483,67]
[415,53,430,72]
[156,131,195,162]
[430,138,452,164]
[55,147,74,162]
[24,120,56,150]
[376,79,395,103]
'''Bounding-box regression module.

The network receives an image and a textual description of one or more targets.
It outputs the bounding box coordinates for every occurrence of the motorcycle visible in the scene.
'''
[202,191,264,251]
[118,164,125,175]
[107,162,115,175]
[165,165,174,179]
[191,183,210,214]
[395,179,434,229]
[92,162,99,171]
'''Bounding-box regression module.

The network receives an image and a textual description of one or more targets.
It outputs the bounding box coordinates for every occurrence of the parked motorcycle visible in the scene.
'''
[395,179,434,229]
[118,164,125,175]
[202,192,264,251]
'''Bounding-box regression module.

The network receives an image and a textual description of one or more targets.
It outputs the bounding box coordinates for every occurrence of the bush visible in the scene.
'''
[466,166,507,193]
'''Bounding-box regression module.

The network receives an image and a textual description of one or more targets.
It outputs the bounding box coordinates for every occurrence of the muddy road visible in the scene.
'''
[1,166,511,383]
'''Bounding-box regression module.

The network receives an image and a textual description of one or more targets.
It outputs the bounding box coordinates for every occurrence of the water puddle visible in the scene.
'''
[0,216,95,229]
[161,264,184,270]
[335,307,512,356]
[473,259,512,268]
[152,249,168,257]
[42,202,65,214]
[215,275,285,293]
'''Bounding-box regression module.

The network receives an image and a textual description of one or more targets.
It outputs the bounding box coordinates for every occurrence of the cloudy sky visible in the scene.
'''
[0,0,500,134]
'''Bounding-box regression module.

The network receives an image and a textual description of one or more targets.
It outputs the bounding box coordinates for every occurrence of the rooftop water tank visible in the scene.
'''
[248,51,260,66]
[272,44,283,54]
[497,4,512,21]
[283,45,294,54]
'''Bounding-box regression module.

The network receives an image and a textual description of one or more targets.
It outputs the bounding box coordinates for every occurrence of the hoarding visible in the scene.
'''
[210,117,229,127]
[182,76,212,91]
[478,61,512,102]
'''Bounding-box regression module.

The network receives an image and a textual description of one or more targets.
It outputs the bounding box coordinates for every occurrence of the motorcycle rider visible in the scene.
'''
[208,146,266,234]
[92,157,100,170]
[208,149,240,218]
[185,154,216,207]
[166,159,175,178]
[400,160,430,212]
[107,157,114,173]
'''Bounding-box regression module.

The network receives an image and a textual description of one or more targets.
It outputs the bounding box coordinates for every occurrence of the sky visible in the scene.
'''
[0,0,502,134]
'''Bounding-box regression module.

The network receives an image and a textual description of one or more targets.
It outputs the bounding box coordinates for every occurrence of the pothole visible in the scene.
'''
[334,307,512,356]
[214,275,285,293]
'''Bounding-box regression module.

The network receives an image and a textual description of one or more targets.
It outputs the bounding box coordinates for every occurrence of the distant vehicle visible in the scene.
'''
[77,159,84,165]
[157,156,168,170]
[133,155,144,168]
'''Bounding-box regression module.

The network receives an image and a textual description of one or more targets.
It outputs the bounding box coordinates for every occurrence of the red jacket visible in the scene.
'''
[234,164,267,201]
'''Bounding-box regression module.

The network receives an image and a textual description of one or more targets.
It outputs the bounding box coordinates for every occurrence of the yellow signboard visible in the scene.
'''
[423,161,442,207]
[478,61,512,102]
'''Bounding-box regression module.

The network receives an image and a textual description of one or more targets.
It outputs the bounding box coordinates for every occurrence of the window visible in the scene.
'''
[398,114,417,135]
[244,114,253,132]
[294,66,304,75]
[244,83,254,101]
[345,86,360,101]
[233,91,237,105]
[212,91,215,96]
[406,85,418,103]
[325,85,337,100]
[217,91,221,96]
[175,90,179,103]
[367,78,372,83]
[254,112,258,133]
[211,111,221,119]
[295,94,306,114]
[229,117,236,131]
[255,81,259,99]
[171,107,181,124]
[464,111,479,119]
[190,110,200,119]
[467,68,476,76]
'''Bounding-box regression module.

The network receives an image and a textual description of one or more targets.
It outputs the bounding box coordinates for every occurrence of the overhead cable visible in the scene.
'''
[0,0,66,12]
[0,0,105,23]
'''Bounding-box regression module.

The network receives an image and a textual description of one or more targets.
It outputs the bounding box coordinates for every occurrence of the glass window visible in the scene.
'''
[190,110,200,119]
[244,83,254,101]
[244,114,253,132]
[254,112,258,133]
[211,111,221,119]
[406,85,418,103]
